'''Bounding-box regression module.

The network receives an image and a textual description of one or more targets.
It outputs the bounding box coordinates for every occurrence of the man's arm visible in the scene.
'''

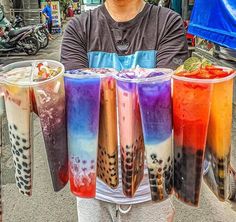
[157,11,189,70]
[60,17,89,71]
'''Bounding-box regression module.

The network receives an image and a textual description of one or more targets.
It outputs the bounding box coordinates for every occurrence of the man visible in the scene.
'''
[61,0,189,221]
[42,0,53,39]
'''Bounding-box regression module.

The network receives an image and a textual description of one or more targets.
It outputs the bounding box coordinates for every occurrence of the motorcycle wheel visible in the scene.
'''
[40,31,49,49]
[23,37,40,56]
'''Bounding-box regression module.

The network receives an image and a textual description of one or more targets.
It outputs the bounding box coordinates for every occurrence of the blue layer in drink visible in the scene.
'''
[138,69,173,201]
[65,72,101,198]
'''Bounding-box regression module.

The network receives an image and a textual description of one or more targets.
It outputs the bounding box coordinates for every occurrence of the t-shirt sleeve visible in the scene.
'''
[156,11,189,70]
[60,17,89,71]
[42,7,47,14]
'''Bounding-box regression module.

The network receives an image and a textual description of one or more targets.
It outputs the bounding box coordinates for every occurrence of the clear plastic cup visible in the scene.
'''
[204,68,236,201]
[173,67,236,206]
[2,60,68,195]
[84,69,119,189]
[2,63,34,196]
[64,70,101,198]
[32,61,68,192]
[114,70,145,198]
[137,68,173,202]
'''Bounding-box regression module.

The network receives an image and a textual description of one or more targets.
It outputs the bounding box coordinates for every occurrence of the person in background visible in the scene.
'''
[61,0,189,221]
[42,0,54,40]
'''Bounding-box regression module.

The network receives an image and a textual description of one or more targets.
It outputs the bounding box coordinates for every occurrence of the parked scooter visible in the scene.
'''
[11,16,49,49]
[0,27,40,55]
[10,15,25,28]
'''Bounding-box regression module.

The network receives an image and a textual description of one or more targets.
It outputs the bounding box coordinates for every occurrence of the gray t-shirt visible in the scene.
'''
[61,3,189,204]
[61,3,188,71]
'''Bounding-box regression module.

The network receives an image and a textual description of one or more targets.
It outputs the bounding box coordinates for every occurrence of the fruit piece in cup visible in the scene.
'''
[34,62,62,81]
[175,57,235,79]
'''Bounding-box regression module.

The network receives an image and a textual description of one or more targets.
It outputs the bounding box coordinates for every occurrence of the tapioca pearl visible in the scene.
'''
[20,182,24,186]
[17,182,22,188]
[17,164,22,170]
[151,186,158,192]
[17,169,21,175]
[126,157,132,163]
[25,175,31,179]
[13,124,17,130]
[15,141,20,146]
[22,155,27,159]
[23,146,30,150]
[19,176,29,184]
[157,174,162,179]
[16,135,20,140]
[149,179,157,186]
[25,192,31,196]
[22,162,28,168]
[157,179,162,185]
[24,185,31,190]
[22,138,27,143]
[18,148,23,153]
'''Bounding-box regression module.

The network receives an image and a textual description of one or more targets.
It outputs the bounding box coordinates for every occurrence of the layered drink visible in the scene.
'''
[204,66,236,200]
[33,62,68,191]
[64,70,101,198]
[138,69,173,202]
[2,60,68,195]
[173,62,235,206]
[2,65,33,196]
[115,70,145,198]
[85,69,119,189]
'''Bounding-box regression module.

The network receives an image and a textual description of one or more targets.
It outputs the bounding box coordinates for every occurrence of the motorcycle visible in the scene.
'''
[11,16,49,49]
[33,24,49,49]
[10,15,25,28]
[0,27,40,55]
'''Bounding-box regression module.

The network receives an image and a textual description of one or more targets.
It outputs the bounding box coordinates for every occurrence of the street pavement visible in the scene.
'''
[1,22,236,222]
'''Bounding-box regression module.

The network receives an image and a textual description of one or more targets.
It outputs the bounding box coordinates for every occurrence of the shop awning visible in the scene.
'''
[188,0,236,49]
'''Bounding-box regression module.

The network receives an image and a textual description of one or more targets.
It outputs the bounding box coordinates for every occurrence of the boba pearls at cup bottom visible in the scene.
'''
[9,123,32,196]
[174,147,204,206]
[97,144,118,188]
[204,149,230,201]
[121,135,145,198]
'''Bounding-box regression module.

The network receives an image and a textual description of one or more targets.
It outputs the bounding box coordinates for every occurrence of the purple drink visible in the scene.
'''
[64,71,101,198]
[33,73,68,191]
[138,69,173,202]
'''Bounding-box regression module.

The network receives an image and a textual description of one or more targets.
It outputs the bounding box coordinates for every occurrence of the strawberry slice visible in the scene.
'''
[195,68,212,79]
[175,70,199,77]
[208,69,229,77]
[37,63,43,71]
[205,66,223,71]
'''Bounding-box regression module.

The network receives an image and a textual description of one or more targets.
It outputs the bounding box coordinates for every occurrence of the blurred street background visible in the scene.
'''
[0,0,236,222]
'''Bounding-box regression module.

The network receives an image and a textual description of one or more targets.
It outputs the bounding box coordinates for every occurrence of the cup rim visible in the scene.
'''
[2,60,64,87]
[64,72,101,79]
[172,66,236,83]
[113,68,173,83]
[64,68,117,79]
